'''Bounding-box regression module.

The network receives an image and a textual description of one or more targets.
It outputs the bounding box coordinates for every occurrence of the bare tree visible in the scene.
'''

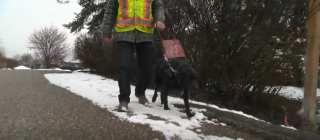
[5,58,19,69]
[13,54,21,62]
[20,53,34,67]
[32,51,43,64]
[0,49,4,59]
[0,48,6,68]
[0,47,5,58]
[29,26,69,68]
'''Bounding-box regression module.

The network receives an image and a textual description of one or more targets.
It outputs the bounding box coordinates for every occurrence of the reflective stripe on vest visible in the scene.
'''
[116,0,154,33]
[145,0,152,19]
[119,0,129,19]
[119,0,153,19]
[117,0,153,26]
[116,18,153,27]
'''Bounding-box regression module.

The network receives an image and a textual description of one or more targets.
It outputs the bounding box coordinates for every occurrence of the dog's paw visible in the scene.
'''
[152,95,157,103]
[186,112,195,118]
[164,106,170,110]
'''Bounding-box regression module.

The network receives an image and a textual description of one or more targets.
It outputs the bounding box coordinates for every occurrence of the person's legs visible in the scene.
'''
[135,42,155,104]
[117,41,135,107]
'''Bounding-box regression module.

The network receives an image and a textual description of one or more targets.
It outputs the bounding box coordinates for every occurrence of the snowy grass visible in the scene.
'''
[45,72,243,140]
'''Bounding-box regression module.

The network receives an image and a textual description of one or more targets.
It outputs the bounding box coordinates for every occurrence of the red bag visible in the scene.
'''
[158,29,186,59]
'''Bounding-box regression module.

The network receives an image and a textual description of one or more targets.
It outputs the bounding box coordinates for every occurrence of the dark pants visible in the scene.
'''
[117,41,155,103]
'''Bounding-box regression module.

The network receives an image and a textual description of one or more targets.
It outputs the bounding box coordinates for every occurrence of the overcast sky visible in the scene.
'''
[0,0,83,58]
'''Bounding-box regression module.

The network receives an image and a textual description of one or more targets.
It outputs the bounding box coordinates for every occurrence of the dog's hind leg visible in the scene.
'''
[183,89,194,118]
[163,89,170,110]
[152,86,158,103]
[161,91,165,105]
[161,89,170,110]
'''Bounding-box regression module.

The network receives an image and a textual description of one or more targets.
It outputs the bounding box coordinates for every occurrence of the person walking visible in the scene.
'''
[102,0,165,112]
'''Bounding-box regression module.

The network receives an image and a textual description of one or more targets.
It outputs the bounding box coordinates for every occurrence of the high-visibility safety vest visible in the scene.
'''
[115,0,154,34]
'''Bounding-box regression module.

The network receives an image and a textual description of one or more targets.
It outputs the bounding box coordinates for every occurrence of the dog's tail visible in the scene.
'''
[152,86,158,103]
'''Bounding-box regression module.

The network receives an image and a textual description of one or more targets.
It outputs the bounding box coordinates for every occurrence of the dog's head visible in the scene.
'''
[179,67,199,92]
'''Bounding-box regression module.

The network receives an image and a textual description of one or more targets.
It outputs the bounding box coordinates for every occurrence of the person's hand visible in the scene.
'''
[154,21,165,31]
[104,38,113,45]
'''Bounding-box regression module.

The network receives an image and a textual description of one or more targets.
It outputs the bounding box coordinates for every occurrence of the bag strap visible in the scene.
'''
[157,28,177,41]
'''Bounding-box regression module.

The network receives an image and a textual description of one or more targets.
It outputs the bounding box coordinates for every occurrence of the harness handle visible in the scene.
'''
[155,28,178,73]
[157,28,177,41]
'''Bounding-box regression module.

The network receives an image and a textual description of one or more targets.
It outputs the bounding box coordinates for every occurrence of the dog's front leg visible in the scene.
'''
[183,89,194,118]
[163,89,170,110]
[152,86,158,103]
[160,90,165,104]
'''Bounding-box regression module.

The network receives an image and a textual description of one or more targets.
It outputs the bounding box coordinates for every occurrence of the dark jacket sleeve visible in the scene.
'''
[152,0,165,23]
[102,0,119,38]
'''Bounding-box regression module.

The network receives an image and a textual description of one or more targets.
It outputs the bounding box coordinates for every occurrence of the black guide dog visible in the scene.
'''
[152,57,199,118]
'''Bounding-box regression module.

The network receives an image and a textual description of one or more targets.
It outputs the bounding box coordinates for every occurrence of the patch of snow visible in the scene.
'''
[189,100,267,123]
[53,68,63,70]
[281,125,297,130]
[44,73,238,140]
[14,65,30,70]
[74,68,91,72]
[200,135,235,140]
[36,68,71,71]
[220,123,227,126]
[205,120,228,127]
[0,68,11,70]
[268,86,320,100]
[37,69,56,71]
[69,59,81,63]
[249,86,320,100]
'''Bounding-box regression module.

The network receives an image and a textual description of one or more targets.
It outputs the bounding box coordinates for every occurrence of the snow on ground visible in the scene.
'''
[281,125,297,130]
[74,68,91,72]
[188,99,267,123]
[37,68,71,71]
[45,72,242,140]
[44,72,305,139]
[268,86,320,100]
[14,65,30,70]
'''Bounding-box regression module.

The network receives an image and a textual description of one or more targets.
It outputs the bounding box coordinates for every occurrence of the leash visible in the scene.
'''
[285,112,288,126]
[281,106,289,126]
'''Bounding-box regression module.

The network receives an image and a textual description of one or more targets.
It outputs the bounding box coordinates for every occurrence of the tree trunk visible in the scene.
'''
[44,56,50,69]
[300,0,320,132]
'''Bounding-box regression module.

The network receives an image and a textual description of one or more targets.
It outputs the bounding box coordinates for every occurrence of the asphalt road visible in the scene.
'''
[0,70,165,140]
